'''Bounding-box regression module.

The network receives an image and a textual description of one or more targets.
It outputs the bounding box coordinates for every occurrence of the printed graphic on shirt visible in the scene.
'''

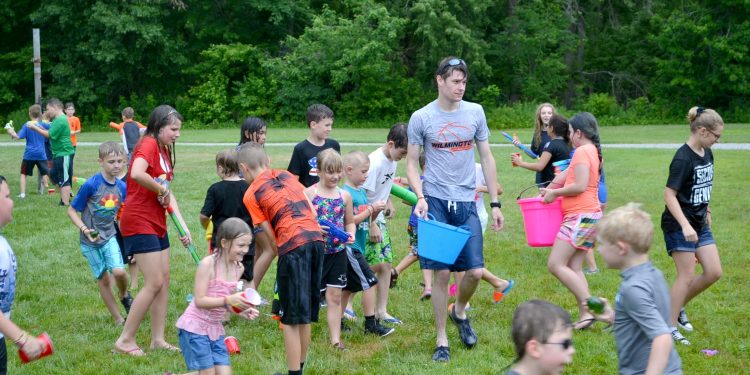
[308,157,318,177]
[381,172,393,185]
[691,163,713,205]
[432,122,474,152]
[97,193,120,213]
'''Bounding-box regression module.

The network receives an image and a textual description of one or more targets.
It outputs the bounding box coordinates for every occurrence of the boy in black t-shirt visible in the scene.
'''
[287,104,341,187]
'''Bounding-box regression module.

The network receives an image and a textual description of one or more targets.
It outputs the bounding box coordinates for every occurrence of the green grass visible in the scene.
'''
[1,125,748,374]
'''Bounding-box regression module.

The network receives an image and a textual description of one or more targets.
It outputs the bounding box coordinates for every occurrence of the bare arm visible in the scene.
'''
[645,334,673,375]
[512,151,553,172]
[664,187,697,242]
[342,191,356,241]
[27,123,49,139]
[540,163,588,203]
[199,214,211,230]
[406,143,427,218]
[477,140,504,231]
[67,206,96,242]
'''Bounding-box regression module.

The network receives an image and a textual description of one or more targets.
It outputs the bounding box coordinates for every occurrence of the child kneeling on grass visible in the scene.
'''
[239,143,325,375]
[0,176,46,370]
[174,218,259,375]
[506,300,574,375]
[590,203,682,374]
[67,142,132,325]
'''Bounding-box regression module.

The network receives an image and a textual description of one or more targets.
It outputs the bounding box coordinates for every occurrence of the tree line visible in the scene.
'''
[1,0,748,127]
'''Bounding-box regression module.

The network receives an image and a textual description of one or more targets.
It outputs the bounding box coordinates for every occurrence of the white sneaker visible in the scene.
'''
[677,308,694,332]
[672,329,691,346]
[17,193,26,199]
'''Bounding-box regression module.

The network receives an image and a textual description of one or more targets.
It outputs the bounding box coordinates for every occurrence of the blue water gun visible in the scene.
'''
[318,219,352,244]
[501,132,539,159]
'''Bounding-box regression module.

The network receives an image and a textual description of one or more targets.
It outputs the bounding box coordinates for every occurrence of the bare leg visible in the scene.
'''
[149,249,173,349]
[371,263,393,319]
[128,261,139,291]
[112,268,128,299]
[60,185,71,205]
[362,288,376,317]
[547,239,592,323]
[453,268,481,318]
[98,273,125,324]
[685,245,722,302]
[19,174,27,196]
[584,250,598,271]
[394,253,418,275]
[325,287,343,345]
[282,324,302,372]
[431,270,451,346]
[251,248,275,290]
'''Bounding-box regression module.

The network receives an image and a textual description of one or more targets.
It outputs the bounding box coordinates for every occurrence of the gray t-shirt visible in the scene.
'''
[408,100,490,202]
[70,173,127,247]
[615,261,682,375]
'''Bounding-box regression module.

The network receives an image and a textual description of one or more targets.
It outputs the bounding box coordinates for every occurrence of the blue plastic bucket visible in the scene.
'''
[418,214,471,265]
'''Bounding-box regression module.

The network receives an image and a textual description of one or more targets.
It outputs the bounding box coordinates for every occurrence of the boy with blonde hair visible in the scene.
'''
[591,203,682,374]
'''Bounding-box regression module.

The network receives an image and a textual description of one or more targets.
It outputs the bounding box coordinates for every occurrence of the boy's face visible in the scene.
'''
[537,326,574,375]
[386,143,408,162]
[437,70,467,103]
[597,237,627,269]
[45,104,60,118]
[310,117,333,140]
[100,153,125,179]
[65,107,75,117]
[345,162,370,187]
[0,182,13,228]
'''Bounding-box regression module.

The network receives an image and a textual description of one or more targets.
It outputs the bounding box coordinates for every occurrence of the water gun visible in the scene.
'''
[501,132,539,159]
[318,218,352,244]
[552,159,571,172]
[166,205,200,264]
[72,176,86,187]
[4,120,13,131]
[390,183,418,206]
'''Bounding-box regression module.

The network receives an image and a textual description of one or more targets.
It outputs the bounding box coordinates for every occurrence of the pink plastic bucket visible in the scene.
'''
[517,197,562,247]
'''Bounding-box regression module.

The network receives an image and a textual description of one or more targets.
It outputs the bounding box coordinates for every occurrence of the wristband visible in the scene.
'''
[417,196,425,200]
[224,296,229,309]
[79,225,87,232]
[490,202,502,209]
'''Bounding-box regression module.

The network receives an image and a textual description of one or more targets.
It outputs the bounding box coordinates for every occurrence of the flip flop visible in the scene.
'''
[150,343,181,352]
[112,346,146,356]
[493,279,515,304]
[574,317,596,331]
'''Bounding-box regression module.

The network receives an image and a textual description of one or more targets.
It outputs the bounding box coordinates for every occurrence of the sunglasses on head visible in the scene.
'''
[543,339,574,350]
[438,58,466,75]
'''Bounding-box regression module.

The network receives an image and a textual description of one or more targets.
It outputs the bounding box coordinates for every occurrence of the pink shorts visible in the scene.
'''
[557,212,603,251]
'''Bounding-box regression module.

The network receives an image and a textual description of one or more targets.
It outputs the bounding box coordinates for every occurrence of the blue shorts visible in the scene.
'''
[664,227,716,256]
[419,196,484,272]
[80,237,125,279]
[177,329,230,371]
[124,233,170,256]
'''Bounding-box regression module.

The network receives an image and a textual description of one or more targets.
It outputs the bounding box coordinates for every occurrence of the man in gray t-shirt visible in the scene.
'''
[406,56,504,362]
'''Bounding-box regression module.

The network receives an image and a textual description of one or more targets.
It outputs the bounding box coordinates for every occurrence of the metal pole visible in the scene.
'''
[33,28,42,104]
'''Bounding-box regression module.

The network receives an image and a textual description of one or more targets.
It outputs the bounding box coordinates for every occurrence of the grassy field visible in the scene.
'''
[1,125,748,374]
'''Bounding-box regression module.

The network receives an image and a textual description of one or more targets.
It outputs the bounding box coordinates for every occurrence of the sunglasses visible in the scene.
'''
[543,339,574,350]
[438,58,466,75]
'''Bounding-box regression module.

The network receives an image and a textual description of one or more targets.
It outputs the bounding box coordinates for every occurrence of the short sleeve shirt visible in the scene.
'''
[561,144,601,215]
[531,131,552,185]
[201,180,253,248]
[408,100,490,202]
[49,114,74,158]
[71,173,127,246]
[661,144,713,232]
[287,139,341,187]
[362,148,397,223]
[120,136,173,236]
[243,169,323,256]
[18,121,48,160]
[542,138,572,184]
[614,262,682,375]
[0,235,18,335]
[68,116,81,146]
[343,184,369,253]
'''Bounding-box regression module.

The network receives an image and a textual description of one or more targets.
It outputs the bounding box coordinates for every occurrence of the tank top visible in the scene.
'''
[312,186,346,254]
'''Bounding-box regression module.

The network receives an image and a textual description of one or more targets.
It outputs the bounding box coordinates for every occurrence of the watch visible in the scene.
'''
[490,202,502,209]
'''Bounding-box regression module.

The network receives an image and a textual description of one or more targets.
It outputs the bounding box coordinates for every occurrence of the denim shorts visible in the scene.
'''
[418,196,484,272]
[123,233,170,256]
[664,227,716,256]
[178,329,230,371]
[80,237,125,279]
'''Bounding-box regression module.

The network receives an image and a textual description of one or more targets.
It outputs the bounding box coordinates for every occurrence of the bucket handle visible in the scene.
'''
[515,181,551,200]
[422,213,472,233]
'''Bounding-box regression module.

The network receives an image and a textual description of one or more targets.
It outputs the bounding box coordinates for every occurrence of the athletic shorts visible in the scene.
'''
[419,196,484,272]
[407,224,418,256]
[557,212,603,251]
[124,233,170,256]
[365,221,393,265]
[664,227,716,256]
[80,236,125,279]
[177,329,230,371]
[20,159,49,177]
[50,155,74,187]
[277,241,324,325]
[343,246,378,293]
[321,250,348,290]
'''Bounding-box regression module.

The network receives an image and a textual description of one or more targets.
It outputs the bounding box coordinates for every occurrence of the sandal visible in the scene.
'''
[492,279,515,304]
[332,342,347,351]
[112,345,146,356]
[420,288,432,301]
[574,318,596,331]
[389,269,399,288]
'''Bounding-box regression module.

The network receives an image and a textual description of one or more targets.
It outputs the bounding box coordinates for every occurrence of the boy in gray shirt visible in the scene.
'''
[591,203,682,375]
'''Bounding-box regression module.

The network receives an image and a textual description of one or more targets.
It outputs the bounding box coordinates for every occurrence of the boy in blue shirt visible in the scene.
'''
[4,104,50,198]
[67,142,132,325]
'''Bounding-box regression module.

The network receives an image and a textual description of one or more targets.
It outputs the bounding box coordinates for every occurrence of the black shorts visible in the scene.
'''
[343,247,378,293]
[277,241,324,325]
[124,233,170,256]
[240,242,256,282]
[50,155,74,187]
[321,250,348,290]
[20,159,49,177]
[114,223,134,264]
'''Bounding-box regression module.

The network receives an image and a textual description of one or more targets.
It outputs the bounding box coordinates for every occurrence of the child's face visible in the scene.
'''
[538,326,574,375]
[45,105,60,118]
[100,153,126,179]
[245,126,267,145]
[345,161,370,187]
[0,182,13,228]
[597,237,625,269]
[157,119,182,145]
[386,144,408,162]
[540,106,553,126]
[222,233,252,263]
[318,169,342,189]
[65,107,75,117]
[310,118,333,140]
[699,124,723,148]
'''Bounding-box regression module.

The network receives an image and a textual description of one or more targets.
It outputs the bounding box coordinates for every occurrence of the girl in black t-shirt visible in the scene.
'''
[662,106,724,346]
[512,114,572,187]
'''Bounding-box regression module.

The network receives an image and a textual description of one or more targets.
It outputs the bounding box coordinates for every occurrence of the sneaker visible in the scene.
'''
[389,268,398,288]
[17,193,26,199]
[672,329,691,346]
[677,308,694,332]
[120,291,133,314]
[584,268,600,275]
[344,308,357,321]
[449,303,477,348]
[364,320,395,337]
[382,316,402,325]
[432,346,450,362]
